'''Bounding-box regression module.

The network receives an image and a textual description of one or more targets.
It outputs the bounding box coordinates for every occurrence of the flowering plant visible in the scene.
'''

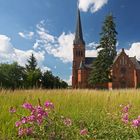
[10,99,91,139]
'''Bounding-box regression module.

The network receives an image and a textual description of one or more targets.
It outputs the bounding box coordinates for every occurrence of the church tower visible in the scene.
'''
[72,8,85,88]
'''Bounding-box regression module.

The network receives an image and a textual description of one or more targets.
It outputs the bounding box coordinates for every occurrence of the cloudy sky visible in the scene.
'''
[0,0,140,85]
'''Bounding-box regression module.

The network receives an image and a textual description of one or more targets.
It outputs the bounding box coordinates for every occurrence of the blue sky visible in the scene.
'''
[0,0,140,84]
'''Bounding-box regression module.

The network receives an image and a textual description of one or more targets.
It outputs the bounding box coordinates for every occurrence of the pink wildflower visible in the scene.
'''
[21,117,28,124]
[122,113,129,124]
[80,128,88,136]
[22,103,33,111]
[15,121,22,127]
[36,106,45,115]
[64,118,72,126]
[44,101,54,109]
[132,119,140,128]
[18,128,24,137]
[9,107,16,114]
[122,104,131,113]
[28,115,35,122]
[26,127,33,135]
[122,106,129,113]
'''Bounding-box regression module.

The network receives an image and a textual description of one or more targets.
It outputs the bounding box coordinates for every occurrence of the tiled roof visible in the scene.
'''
[130,57,140,70]
[85,57,96,68]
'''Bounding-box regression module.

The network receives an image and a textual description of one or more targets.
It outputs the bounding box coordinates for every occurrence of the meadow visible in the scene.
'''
[1,89,140,139]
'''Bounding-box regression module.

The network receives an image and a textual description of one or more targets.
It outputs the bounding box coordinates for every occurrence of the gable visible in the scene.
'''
[113,50,135,69]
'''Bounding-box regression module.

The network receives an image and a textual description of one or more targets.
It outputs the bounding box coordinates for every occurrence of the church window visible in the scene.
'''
[76,51,78,57]
[79,51,81,56]
[122,56,125,65]
[120,59,122,65]
[81,51,83,57]
[120,67,126,75]
[125,59,127,65]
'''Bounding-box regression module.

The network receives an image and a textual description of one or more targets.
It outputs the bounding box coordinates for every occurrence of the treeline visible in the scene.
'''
[0,54,68,90]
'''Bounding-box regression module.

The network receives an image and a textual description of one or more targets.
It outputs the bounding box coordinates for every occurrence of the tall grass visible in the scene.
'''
[0,89,140,139]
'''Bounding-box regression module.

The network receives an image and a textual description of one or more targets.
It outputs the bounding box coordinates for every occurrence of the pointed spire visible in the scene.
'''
[73,7,85,45]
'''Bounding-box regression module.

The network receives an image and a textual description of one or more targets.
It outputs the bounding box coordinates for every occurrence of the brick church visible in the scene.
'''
[72,9,140,89]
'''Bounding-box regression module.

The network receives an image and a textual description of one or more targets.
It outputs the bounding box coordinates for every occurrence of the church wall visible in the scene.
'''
[112,52,136,89]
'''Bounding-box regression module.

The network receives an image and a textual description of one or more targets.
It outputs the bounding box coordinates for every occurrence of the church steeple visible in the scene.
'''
[73,8,85,45]
[72,5,85,89]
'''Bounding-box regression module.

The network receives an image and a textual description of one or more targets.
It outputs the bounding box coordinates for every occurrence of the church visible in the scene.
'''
[72,9,140,89]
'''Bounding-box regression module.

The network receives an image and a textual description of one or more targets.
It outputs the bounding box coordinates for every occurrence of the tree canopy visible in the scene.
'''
[88,14,117,86]
[0,54,68,90]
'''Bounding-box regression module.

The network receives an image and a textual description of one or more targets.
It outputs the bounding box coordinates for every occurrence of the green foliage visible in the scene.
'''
[89,14,117,86]
[25,53,37,71]
[42,71,68,89]
[25,53,41,88]
[0,62,25,89]
[0,53,68,89]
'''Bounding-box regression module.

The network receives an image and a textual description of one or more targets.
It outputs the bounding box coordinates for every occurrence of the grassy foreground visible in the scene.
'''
[1,89,140,139]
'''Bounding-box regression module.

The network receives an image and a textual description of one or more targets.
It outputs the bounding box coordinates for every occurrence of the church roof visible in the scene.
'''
[85,57,96,68]
[130,57,140,70]
[73,9,85,45]
[113,48,140,70]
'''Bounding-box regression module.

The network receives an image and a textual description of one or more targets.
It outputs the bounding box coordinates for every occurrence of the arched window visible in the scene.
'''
[120,67,126,75]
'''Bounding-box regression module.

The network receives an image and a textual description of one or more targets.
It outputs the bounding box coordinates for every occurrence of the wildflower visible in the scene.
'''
[28,115,35,122]
[36,106,45,115]
[22,103,33,111]
[15,121,22,127]
[26,127,33,135]
[21,117,27,124]
[122,113,129,124]
[122,104,131,113]
[37,118,43,125]
[122,106,129,113]
[64,118,72,126]
[44,101,54,109]
[132,119,140,128]
[9,107,16,114]
[18,128,24,137]
[80,128,88,136]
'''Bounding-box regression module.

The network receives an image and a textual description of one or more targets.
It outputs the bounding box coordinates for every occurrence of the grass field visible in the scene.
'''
[1,89,140,139]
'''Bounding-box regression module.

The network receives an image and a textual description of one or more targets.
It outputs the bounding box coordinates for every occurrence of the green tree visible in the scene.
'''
[41,71,54,89]
[89,14,117,86]
[41,71,68,89]
[26,53,37,71]
[0,62,25,89]
[25,54,42,88]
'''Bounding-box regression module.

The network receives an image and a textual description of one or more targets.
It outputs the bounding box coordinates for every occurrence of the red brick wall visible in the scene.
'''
[72,44,85,88]
[111,51,136,88]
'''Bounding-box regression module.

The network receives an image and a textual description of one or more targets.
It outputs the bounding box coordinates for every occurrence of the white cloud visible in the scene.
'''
[64,75,72,86]
[86,49,98,57]
[34,22,75,63]
[34,22,99,63]
[52,32,74,62]
[18,31,34,39]
[41,66,51,72]
[79,0,108,13]
[125,42,140,61]
[0,34,46,69]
